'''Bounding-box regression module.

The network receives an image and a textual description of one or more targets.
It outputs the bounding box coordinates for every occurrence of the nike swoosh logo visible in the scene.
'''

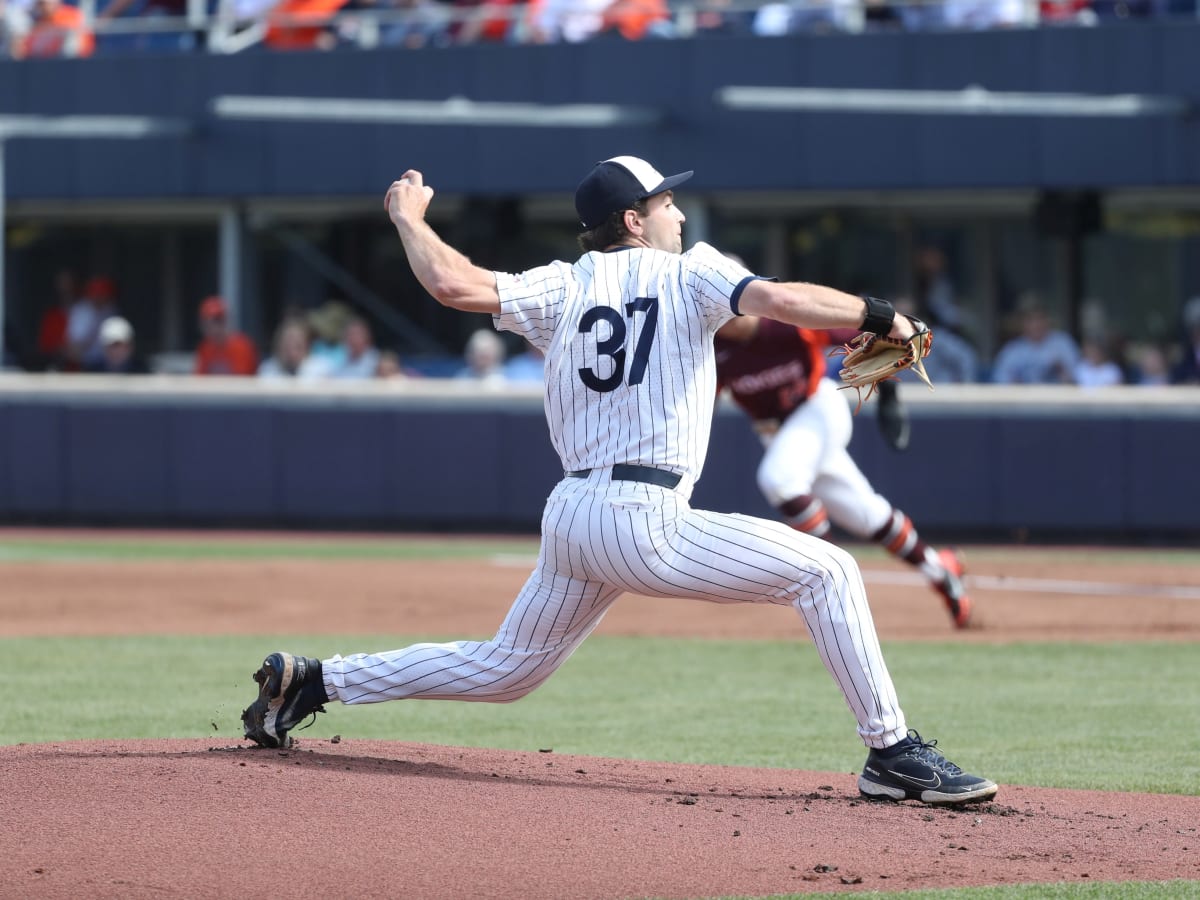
[895,772,942,789]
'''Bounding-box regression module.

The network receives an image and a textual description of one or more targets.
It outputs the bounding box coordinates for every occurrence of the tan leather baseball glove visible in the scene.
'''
[831,316,934,412]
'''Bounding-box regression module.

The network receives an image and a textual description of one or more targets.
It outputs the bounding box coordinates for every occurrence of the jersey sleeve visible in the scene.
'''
[492,261,569,352]
[683,242,772,329]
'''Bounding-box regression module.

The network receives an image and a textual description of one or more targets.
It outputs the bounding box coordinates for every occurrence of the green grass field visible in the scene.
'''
[2,533,1197,899]
[2,534,1197,565]
[3,633,1198,796]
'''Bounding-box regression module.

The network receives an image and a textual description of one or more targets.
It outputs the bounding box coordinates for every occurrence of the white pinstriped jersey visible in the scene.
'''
[324,243,908,752]
[493,241,754,482]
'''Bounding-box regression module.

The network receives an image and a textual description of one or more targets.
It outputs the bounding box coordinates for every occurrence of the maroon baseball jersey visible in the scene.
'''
[715,319,856,422]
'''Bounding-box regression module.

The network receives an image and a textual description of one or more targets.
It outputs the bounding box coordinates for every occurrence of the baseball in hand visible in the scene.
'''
[392,174,434,205]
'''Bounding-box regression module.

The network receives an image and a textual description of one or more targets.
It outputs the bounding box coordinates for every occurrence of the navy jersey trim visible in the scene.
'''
[730,275,777,316]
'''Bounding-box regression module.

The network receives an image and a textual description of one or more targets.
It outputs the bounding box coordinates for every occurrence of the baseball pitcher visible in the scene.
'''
[241,156,997,806]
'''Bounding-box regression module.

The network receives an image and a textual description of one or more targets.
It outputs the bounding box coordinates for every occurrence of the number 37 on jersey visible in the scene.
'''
[577,297,658,393]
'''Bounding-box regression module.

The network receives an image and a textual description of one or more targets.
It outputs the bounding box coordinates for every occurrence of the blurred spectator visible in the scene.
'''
[1039,0,1095,22]
[941,0,1026,28]
[1131,343,1171,386]
[913,244,974,337]
[690,0,753,34]
[897,0,943,27]
[193,296,260,376]
[332,316,381,379]
[306,300,352,369]
[749,2,791,34]
[34,269,78,371]
[1073,337,1125,388]
[597,0,672,39]
[98,0,205,51]
[376,348,419,380]
[863,0,904,28]
[1089,0,1156,20]
[925,325,980,383]
[1169,295,1200,385]
[1,0,30,57]
[65,276,119,371]
[263,0,347,49]
[752,0,856,34]
[447,0,519,42]
[346,0,449,47]
[1078,296,1111,343]
[896,296,979,383]
[258,317,331,380]
[456,328,507,385]
[84,316,150,374]
[524,0,608,42]
[990,294,1081,384]
[225,0,273,31]
[794,0,857,31]
[20,0,94,57]
[502,339,545,384]
[1075,299,1129,386]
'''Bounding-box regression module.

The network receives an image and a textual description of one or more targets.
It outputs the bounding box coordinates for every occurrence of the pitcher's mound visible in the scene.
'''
[3,738,1197,898]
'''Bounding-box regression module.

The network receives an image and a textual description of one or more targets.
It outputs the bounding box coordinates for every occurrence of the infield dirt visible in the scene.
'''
[2,532,1199,898]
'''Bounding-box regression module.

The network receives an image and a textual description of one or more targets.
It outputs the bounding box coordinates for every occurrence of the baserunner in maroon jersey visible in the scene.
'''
[715,315,973,629]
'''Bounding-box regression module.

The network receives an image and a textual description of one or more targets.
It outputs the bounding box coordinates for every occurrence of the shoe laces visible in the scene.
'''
[293,674,328,733]
[295,705,326,733]
[905,730,964,777]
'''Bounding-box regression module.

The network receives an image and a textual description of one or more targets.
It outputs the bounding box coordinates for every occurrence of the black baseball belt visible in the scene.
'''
[565,464,682,490]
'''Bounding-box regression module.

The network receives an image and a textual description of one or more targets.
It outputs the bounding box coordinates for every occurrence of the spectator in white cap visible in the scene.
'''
[84,316,150,374]
[455,327,507,386]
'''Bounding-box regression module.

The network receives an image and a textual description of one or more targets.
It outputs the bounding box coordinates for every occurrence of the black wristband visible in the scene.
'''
[860,295,896,336]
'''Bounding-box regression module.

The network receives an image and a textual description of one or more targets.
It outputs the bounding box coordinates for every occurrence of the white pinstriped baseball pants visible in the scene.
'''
[322,470,909,749]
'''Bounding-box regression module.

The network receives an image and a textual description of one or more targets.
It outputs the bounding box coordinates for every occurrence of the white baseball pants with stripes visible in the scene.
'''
[756,377,893,537]
[322,470,909,749]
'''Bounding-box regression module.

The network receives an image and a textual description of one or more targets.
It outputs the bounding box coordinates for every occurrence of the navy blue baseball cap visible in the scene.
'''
[574,156,694,230]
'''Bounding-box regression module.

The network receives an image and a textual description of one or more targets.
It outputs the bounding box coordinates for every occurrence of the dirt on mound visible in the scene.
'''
[3,738,1198,899]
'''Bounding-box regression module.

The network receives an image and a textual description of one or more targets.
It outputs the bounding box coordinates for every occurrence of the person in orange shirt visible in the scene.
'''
[20,0,94,57]
[263,0,347,50]
[599,0,670,40]
[193,296,260,376]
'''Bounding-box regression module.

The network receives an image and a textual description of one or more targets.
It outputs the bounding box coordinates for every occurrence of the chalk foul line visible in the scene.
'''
[493,554,1199,601]
[860,569,1200,601]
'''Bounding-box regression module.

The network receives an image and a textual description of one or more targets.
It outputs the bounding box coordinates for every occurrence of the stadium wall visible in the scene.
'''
[0,380,1196,539]
[2,24,1199,201]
